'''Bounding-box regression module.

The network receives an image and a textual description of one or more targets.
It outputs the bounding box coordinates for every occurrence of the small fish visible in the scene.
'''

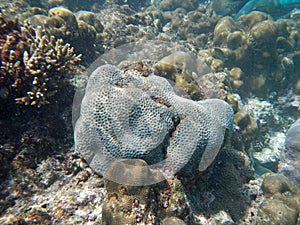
[235,0,300,19]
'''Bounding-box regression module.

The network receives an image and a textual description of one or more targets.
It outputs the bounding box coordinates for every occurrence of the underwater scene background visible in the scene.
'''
[0,0,300,224]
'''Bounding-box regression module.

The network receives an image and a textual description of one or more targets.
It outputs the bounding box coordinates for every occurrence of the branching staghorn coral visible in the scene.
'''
[0,14,81,108]
[16,25,81,107]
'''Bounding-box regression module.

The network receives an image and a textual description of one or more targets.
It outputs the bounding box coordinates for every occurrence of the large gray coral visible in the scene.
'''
[74,64,233,184]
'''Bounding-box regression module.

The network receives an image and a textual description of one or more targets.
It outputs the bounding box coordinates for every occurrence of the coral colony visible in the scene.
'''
[0,0,300,224]
[0,14,81,107]
[74,64,233,179]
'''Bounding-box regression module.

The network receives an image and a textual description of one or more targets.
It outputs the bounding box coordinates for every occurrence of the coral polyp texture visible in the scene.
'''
[0,14,81,108]
[74,64,234,184]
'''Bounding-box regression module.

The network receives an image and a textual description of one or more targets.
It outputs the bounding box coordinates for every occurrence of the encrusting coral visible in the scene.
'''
[0,14,81,108]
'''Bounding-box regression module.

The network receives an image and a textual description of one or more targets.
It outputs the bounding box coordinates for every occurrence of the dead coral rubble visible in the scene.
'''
[0,14,81,108]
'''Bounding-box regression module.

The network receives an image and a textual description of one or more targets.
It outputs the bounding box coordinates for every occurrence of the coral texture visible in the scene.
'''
[207,11,300,96]
[2,2,300,225]
[102,160,152,224]
[26,7,101,62]
[258,173,300,224]
[96,5,162,50]
[159,0,198,11]
[74,64,234,182]
[154,51,211,100]
[0,15,81,108]
[162,6,219,49]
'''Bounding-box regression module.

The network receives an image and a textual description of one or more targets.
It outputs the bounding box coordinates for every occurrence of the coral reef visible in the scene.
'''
[259,173,300,224]
[241,98,291,173]
[234,110,258,141]
[149,45,231,101]
[74,64,234,182]
[159,0,198,11]
[0,15,81,108]
[201,144,253,222]
[102,160,154,224]
[0,13,82,213]
[88,3,219,51]
[241,173,300,224]
[208,11,300,97]
[162,216,186,225]
[227,96,292,174]
[1,1,300,225]
[162,6,219,49]
[24,7,100,62]
[154,51,210,100]
[75,10,104,33]
[252,132,285,172]
[102,159,191,224]
[0,0,31,20]
[95,4,162,50]
[113,0,151,9]
[47,0,105,11]
[0,153,106,224]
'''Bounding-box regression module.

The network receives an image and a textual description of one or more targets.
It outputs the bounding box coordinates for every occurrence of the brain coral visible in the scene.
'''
[74,64,233,185]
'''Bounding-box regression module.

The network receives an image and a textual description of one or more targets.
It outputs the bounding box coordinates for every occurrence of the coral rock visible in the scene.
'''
[258,173,300,225]
[159,0,198,11]
[213,16,237,46]
[259,199,299,225]
[48,7,78,32]
[154,51,209,100]
[210,10,300,96]
[162,216,186,225]
[75,10,104,33]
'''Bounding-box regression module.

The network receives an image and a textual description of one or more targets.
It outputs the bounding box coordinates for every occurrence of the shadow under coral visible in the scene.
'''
[0,81,76,216]
[179,141,253,222]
